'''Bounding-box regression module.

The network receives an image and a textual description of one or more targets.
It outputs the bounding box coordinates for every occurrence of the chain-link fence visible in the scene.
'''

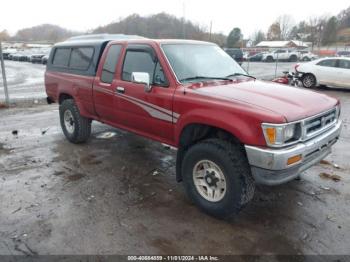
[241,60,296,80]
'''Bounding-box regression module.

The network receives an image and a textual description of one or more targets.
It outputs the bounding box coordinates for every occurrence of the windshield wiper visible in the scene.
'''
[226,73,256,79]
[179,76,233,82]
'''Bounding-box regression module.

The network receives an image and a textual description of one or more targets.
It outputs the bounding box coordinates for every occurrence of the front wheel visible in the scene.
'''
[59,99,91,144]
[302,74,316,88]
[182,139,255,218]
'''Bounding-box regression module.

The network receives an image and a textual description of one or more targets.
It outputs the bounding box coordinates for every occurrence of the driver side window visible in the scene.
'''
[122,50,168,87]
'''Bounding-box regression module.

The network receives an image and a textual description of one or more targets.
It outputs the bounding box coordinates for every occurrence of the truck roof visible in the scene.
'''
[55,36,214,48]
[55,34,145,47]
[67,34,146,41]
[48,36,216,77]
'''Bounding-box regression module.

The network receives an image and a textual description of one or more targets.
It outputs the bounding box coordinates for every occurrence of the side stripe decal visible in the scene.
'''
[118,93,180,123]
[94,86,180,123]
[119,95,173,122]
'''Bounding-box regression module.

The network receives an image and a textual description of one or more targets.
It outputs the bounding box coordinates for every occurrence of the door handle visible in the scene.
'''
[116,86,125,94]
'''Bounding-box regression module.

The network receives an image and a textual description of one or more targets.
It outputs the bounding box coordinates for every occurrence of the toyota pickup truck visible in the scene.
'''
[45,35,342,217]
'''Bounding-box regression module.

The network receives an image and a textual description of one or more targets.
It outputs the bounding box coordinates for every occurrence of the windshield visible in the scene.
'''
[161,44,246,83]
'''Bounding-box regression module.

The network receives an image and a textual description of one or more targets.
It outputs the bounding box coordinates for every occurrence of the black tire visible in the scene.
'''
[182,138,255,218]
[59,99,91,144]
[302,73,316,88]
[302,57,311,62]
[289,55,298,62]
[266,56,274,62]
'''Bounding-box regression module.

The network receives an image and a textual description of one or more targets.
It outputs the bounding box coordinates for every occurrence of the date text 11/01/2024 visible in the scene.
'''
[127,255,219,261]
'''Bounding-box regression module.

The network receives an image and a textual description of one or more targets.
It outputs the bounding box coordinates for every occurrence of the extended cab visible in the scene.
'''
[45,35,342,217]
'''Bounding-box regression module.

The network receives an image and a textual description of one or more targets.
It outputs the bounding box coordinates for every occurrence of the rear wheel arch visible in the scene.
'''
[58,92,92,118]
[59,93,74,105]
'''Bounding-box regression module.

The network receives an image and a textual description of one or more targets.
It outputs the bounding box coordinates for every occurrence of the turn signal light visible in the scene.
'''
[265,127,276,144]
[287,155,302,166]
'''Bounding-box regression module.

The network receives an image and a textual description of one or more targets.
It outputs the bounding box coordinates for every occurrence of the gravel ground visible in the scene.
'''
[0,88,349,256]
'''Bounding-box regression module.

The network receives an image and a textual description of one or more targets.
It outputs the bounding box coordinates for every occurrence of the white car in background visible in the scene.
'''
[296,57,350,89]
[298,50,318,61]
[262,49,299,62]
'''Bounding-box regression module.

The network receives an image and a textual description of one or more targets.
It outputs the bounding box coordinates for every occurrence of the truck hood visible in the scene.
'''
[189,80,338,122]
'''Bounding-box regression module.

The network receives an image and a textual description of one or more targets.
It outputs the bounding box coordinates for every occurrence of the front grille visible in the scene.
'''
[304,108,337,139]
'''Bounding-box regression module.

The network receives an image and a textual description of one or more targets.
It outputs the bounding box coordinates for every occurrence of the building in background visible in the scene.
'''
[255,40,310,49]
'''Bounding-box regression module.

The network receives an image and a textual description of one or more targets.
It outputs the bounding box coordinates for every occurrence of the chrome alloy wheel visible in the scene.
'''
[303,75,315,88]
[192,160,227,202]
[64,110,75,134]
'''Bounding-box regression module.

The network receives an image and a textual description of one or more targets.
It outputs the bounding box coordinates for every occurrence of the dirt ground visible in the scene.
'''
[0,87,349,256]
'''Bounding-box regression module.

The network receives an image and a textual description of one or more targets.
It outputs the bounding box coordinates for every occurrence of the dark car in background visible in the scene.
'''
[30,54,46,63]
[224,48,243,65]
[337,51,350,57]
[2,52,11,60]
[41,55,49,65]
[11,51,31,62]
[247,52,264,62]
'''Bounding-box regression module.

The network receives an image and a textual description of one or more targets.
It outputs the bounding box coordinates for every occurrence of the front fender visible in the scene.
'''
[174,108,265,146]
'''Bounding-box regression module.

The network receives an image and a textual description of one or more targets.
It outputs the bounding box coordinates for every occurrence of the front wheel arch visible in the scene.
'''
[176,124,242,183]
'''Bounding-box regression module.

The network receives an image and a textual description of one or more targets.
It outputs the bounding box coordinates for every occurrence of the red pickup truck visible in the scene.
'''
[45,35,342,217]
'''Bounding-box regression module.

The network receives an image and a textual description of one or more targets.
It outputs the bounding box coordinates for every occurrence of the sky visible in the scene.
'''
[0,0,349,37]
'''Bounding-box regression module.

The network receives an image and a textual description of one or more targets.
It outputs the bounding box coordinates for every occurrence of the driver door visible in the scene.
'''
[114,44,175,142]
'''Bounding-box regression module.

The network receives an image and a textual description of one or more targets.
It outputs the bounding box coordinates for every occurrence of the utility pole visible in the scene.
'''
[0,41,10,106]
[209,21,213,41]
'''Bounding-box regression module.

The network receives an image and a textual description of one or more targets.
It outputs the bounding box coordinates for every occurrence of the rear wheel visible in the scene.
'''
[302,74,316,88]
[59,99,91,144]
[182,139,255,218]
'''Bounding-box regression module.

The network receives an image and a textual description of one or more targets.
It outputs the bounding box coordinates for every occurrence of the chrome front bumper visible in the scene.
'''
[245,120,342,185]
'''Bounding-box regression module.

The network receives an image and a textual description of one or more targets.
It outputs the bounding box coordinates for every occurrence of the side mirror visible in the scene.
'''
[131,72,151,92]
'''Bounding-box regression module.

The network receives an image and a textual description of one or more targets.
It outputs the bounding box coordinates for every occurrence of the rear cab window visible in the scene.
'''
[52,47,94,70]
[69,48,94,70]
[52,48,71,67]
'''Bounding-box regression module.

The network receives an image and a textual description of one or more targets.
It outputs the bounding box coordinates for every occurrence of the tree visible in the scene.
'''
[276,15,295,40]
[252,30,266,45]
[0,30,10,41]
[322,16,338,45]
[227,27,242,48]
[338,6,350,29]
[307,16,327,48]
[13,24,78,42]
[267,23,281,40]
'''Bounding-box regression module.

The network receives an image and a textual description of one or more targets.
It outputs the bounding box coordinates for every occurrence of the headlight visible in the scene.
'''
[262,123,302,147]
